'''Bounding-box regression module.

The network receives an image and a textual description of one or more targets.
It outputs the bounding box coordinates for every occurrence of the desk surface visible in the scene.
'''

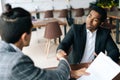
[32,18,67,28]
[46,60,120,80]
[47,60,120,70]
[46,63,89,70]
[30,8,89,14]
[107,11,120,19]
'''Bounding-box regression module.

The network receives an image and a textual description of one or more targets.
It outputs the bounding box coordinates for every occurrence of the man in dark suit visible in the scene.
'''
[57,6,120,64]
[0,7,89,80]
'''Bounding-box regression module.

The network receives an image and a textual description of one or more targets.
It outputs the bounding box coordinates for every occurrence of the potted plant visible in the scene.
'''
[96,0,118,11]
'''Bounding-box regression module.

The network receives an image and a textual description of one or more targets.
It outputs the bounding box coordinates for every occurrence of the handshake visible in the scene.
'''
[56,50,90,79]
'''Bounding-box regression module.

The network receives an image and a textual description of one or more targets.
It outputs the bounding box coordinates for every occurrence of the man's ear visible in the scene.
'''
[21,33,28,42]
[100,22,105,27]
[100,19,107,26]
[21,33,30,46]
[21,32,31,46]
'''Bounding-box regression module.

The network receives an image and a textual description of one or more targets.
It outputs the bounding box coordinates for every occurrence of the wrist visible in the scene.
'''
[56,49,67,60]
[57,49,64,53]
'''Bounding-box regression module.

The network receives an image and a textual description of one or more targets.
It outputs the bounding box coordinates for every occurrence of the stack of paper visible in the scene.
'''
[77,52,120,80]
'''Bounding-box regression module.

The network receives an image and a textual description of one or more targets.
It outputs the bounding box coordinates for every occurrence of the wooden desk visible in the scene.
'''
[32,18,67,36]
[107,11,120,44]
[46,63,89,70]
[46,60,120,80]
[107,11,120,19]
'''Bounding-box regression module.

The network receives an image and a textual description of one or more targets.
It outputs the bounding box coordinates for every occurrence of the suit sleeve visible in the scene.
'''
[57,25,74,54]
[105,33,120,62]
[11,55,70,80]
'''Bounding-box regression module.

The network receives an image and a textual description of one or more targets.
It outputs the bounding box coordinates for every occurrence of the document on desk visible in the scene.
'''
[77,52,120,80]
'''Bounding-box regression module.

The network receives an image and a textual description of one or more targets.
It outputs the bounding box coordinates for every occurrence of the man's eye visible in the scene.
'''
[94,19,99,22]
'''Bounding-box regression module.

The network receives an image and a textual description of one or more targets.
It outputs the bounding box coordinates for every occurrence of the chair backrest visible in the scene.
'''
[59,9,68,18]
[75,8,85,17]
[110,7,118,12]
[44,10,53,18]
[44,21,62,39]
[100,21,116,30]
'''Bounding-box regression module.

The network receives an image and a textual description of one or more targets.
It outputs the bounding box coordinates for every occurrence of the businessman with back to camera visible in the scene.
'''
[0,7,89,80]
[4,3,12,13]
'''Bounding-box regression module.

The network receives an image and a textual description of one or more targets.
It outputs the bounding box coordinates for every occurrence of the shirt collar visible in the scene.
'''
[9,43,22,53]
[87,29,97,35]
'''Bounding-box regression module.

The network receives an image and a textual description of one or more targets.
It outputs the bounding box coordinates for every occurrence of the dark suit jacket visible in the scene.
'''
[0,41,70,80]
[57,23,120,64]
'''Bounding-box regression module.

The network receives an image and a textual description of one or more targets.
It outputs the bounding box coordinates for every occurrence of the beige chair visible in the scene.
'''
[74,8,85,24]
[58,9,69,26]
[110,6,118,12]
[44,21,62,57]
[44,10,53,19]
[59,9,68,18]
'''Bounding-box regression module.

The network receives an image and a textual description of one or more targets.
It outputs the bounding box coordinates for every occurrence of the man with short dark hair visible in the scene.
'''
[57,6,120,64]
[4,3,12,12]
[0,7,89,80]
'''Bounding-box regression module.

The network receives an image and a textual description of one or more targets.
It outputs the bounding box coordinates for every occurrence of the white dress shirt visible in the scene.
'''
[81,29,97,63]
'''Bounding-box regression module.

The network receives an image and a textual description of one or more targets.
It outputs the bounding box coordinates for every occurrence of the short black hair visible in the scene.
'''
[89,6,107,22]
[5,3,12,12]
[0,7,32,43]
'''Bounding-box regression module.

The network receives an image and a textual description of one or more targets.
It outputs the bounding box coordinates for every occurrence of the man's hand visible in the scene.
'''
[56,50,67,60]
[94,52,98,57]
[71,68,90,79]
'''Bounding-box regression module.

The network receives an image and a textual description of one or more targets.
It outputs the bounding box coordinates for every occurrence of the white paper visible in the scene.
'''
[77,52,120,80]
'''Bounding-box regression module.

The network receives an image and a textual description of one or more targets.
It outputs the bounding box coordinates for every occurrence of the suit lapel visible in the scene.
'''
[82,24,87,53]
[95,27,101,55]
[77,24,86,60]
